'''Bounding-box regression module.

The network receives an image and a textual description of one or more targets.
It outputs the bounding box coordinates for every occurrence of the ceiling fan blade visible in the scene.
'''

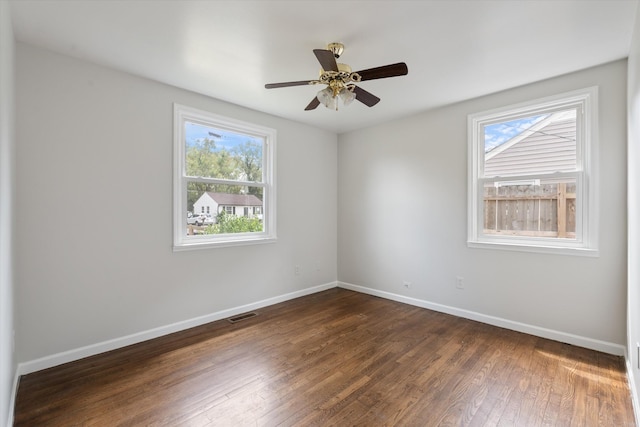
[305,97,321,111]
[355,62,408,82]
[313,49,339,72]
[265,80,317,89]
[353,86,381,107]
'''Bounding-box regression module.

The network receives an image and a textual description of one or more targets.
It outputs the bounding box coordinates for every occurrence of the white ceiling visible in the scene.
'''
[9,0,639,134]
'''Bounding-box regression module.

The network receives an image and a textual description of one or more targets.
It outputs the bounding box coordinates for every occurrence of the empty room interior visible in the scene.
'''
[3,0,640,425]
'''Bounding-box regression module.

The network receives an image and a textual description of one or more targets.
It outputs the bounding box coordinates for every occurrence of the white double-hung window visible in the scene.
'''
[173,104,276,250]
[467,87,598,256]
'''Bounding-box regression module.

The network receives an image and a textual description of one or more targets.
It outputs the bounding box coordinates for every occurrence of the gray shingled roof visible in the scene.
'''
[206,192,262,206]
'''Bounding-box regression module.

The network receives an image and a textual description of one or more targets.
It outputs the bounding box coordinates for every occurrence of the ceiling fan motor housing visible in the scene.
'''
[327,42,344,58]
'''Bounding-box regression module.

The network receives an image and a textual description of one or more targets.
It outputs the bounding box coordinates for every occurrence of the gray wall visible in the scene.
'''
[0,1,15,425]
[15,43,338,364]
[338,60,628,350]
[627,2,640,418]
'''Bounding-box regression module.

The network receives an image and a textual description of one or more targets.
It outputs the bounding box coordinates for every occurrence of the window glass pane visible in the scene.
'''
[185,121,263,182]
[483,109,577,177]
[186,183,264,235]
[483,178,576,239]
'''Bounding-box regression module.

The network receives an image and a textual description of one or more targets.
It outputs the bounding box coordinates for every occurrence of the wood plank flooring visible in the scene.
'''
[14,288,636,426]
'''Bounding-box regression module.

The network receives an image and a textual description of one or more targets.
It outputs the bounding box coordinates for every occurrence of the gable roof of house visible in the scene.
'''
[205,192,262,206]
[484,111,577,177]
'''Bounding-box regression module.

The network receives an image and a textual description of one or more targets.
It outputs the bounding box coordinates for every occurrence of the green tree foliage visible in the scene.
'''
[204,210,263,234]
[233,141,263,199]
[186,138,219,177]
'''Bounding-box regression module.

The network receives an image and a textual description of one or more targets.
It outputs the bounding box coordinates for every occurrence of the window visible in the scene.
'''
[467,87,598,256]
[173,104,276,250]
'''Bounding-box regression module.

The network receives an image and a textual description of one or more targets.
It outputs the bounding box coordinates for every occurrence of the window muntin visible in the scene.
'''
[174,104,276,250]
[468,88,598,255]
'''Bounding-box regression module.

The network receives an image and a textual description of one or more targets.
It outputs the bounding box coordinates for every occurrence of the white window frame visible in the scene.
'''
[467,87,598,256]
[173,104,277,250]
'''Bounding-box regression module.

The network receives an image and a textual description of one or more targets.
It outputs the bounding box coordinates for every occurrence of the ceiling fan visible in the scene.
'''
[264,43,408,111]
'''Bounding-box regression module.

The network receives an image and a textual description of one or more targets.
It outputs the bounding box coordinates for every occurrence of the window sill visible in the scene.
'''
[173,236,277,251]
[467,240,599,257]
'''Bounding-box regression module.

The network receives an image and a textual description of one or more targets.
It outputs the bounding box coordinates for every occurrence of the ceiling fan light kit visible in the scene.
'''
[339,87,356,106]
[265,42,408,111]
[317,87,337,110]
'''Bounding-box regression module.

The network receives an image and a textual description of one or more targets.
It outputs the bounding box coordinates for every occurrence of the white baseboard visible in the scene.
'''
[627,356,640,427]
[338,281,626,356]
[17,281,338,376]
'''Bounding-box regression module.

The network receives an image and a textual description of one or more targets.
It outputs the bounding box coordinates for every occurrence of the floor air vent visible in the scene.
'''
[227,312,258,323]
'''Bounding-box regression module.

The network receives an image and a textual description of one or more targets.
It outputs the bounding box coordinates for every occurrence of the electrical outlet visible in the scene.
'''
[456,276,464,289]
[295,265,301,276]
[403,281,412,288]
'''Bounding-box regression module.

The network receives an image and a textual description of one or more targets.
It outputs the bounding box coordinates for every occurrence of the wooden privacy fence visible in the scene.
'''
[483,183,576,238]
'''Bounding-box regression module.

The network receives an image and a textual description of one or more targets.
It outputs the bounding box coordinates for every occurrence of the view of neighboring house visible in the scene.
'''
[193,191,263,218]
[484,110,577,176]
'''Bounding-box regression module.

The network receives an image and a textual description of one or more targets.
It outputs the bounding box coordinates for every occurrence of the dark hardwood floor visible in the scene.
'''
[14,288,636,426]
